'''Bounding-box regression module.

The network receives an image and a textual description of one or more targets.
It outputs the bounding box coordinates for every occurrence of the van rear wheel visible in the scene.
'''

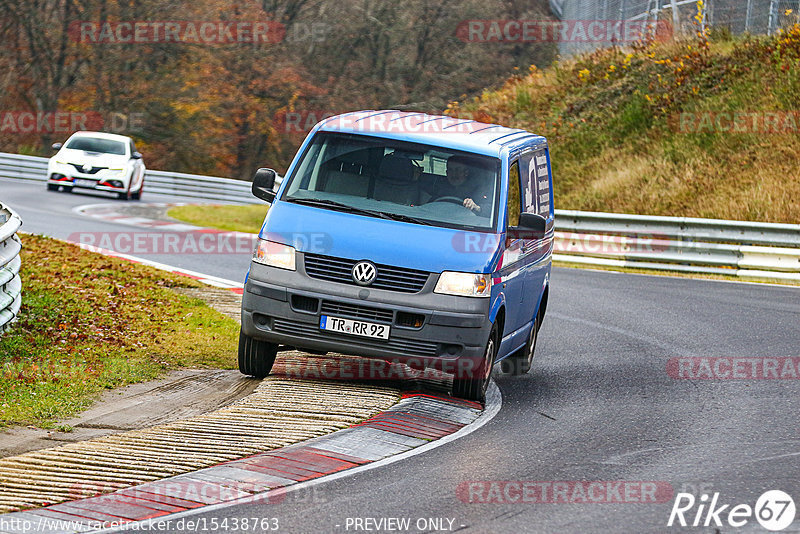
[501,315,539,376]
[452,323,498,403]
[238,331,278,378]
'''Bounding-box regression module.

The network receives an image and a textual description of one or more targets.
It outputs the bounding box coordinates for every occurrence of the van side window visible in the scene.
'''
[517,150,550,217]
[534,149,551,217]
[519,152,535,214]
[507,161,521,228]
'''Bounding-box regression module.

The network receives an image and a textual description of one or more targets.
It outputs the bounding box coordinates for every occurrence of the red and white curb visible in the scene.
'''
[69,203,255,293]
[73,243,243,293]
[0,387,500,534]
[73,203,200,232]
[66,202,246,292]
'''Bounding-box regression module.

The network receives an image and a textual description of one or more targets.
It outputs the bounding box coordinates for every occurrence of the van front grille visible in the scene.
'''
[304,253,430,293]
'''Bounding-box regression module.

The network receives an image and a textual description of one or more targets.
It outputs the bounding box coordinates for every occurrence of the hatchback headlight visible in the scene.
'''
[434,272,491,297]
[253,239,296,270]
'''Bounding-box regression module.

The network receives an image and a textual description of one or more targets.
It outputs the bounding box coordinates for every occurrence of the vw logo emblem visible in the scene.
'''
[352,261,377,286]
[82,164,91,173]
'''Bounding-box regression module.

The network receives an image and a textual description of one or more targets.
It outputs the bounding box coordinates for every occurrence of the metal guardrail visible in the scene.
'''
[2,151,798,282]
[553,209,800,282]
[0,202,23,334]
[0,151,254,204]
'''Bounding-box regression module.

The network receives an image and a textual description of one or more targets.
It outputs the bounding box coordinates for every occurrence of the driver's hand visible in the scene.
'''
[463,198,480,212]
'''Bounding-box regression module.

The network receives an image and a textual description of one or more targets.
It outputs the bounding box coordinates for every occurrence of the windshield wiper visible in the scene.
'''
[380,212,435,226]
[288,198,394,220]
[289,198,435,226]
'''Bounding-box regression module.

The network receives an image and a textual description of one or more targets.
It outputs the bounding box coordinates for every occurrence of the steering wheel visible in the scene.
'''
[430,196,465,206]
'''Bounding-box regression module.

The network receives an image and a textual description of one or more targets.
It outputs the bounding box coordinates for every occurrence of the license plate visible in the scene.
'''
[73,178,96,188]
[319,315,390,340]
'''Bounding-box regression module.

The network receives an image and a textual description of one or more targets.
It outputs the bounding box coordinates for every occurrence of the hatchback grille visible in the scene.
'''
[304,253,430,293]
[320,301,393,323]
[70,163,106,175]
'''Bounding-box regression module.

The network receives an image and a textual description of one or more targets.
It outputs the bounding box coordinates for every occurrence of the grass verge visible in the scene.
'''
[168,204,267,233]
[0,234,240,429]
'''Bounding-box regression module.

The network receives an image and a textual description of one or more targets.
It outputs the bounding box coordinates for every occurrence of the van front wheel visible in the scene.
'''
[238,331,278,378]
[452,323,498,403]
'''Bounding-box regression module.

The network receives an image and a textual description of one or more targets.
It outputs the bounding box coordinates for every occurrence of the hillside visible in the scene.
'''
[448,25,800,223]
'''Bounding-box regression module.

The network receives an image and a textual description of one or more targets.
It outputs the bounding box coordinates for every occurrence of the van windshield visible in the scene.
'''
[282,132,500,231]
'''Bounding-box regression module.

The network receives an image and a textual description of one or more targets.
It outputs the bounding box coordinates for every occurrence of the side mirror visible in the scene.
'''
[511,212,547,240]
[131,152,143,160]
[52,143,63,150]
[252,168,277,203]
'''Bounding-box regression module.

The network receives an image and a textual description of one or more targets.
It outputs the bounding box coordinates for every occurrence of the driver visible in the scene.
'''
[425,155,490,214]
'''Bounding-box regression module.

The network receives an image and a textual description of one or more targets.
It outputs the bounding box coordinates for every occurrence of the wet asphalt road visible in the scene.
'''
[178,268,800,533]
[3,177,799,533]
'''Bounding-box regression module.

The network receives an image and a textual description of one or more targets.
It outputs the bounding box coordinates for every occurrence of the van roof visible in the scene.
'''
[316,110,545,157]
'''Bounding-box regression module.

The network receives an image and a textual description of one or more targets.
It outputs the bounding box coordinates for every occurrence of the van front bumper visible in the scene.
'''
[241,261,492,368]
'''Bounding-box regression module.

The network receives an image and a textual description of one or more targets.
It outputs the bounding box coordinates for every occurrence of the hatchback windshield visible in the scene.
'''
[66,137,127,155]
[282,132,500,231]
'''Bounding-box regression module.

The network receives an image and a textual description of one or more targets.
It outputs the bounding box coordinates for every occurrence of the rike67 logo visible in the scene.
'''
[668,490,796,531]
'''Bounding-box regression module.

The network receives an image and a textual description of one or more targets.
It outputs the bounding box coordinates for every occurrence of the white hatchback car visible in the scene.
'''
[47,131,145,200]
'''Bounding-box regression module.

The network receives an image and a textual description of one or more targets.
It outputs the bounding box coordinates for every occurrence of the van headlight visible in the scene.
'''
[434,272,491,297]
[253,239,296,270]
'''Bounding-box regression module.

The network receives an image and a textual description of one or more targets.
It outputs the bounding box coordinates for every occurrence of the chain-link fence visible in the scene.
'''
[552,0,800,56]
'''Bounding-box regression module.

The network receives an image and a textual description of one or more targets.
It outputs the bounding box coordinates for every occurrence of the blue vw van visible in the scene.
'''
[240,111,553,402]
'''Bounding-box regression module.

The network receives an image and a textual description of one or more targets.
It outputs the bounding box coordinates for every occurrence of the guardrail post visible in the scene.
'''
[0,202,23,335]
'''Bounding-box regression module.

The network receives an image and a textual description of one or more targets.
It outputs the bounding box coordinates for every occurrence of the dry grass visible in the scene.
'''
[451,26,800,223]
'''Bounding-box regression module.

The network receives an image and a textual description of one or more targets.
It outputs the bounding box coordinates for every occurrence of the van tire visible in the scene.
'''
[238,331,278,378]
[452,323,498,403]
[501,315,539,376]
